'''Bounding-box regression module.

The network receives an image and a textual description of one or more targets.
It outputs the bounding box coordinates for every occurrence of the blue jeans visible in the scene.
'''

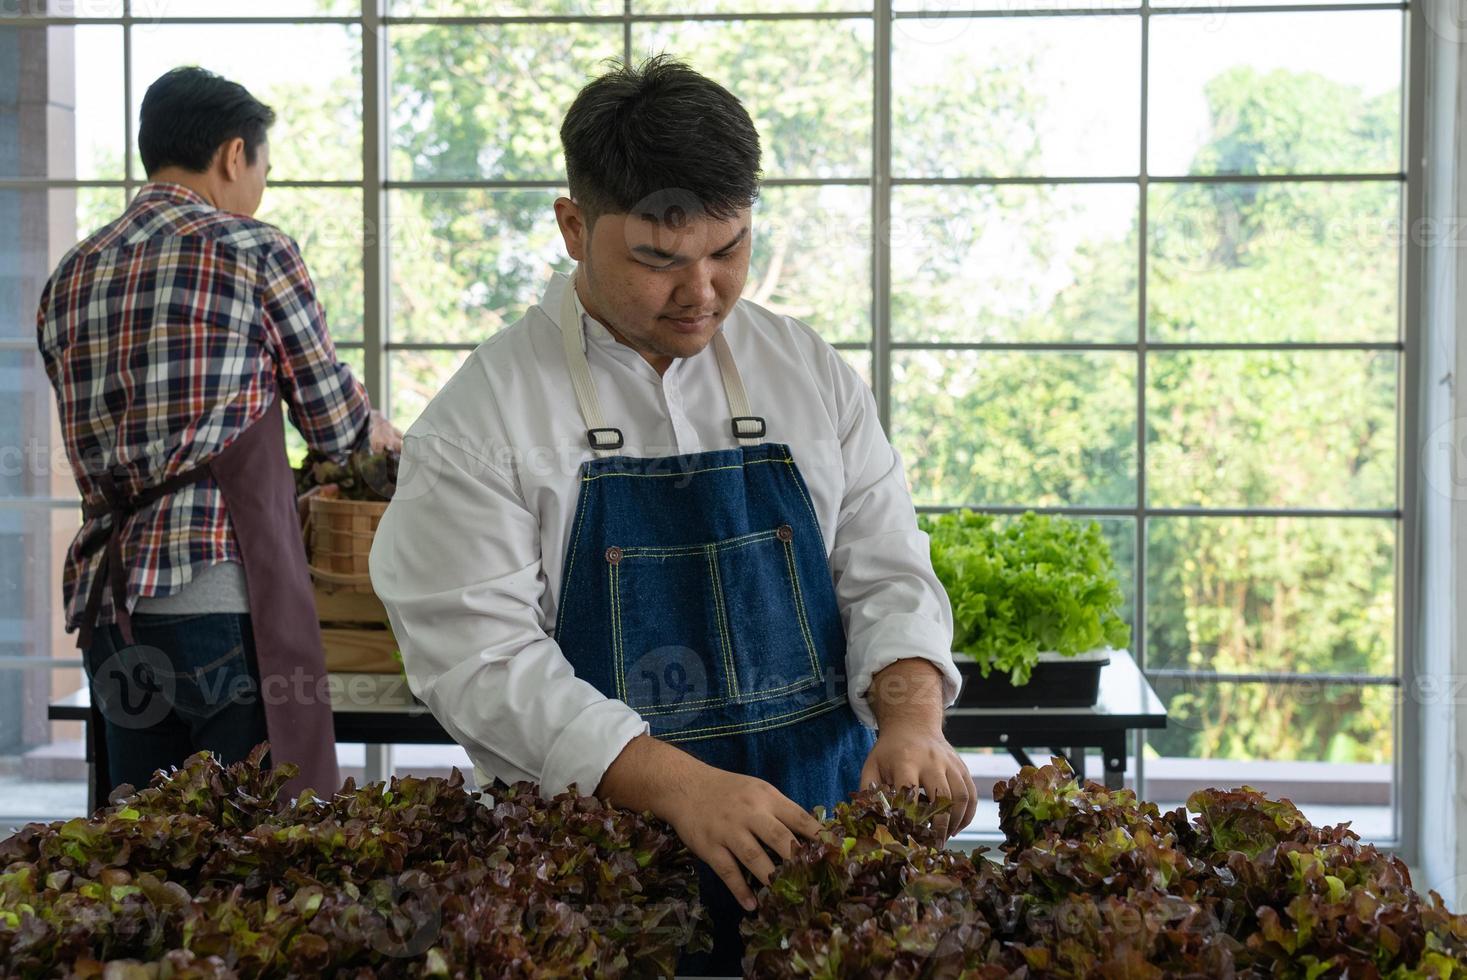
[82,611,270,797]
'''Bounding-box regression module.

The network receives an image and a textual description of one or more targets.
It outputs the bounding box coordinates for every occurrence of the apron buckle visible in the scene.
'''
[731,416,766,439]
[587,427,624,451]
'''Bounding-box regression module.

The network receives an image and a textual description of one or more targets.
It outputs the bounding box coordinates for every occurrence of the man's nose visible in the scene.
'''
[672,264,717,310]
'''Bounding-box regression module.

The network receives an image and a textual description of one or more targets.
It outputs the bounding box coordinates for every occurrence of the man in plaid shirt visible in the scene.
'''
[37,67,400,799]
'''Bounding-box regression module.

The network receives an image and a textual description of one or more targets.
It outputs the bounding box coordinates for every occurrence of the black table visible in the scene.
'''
[49,673,450,812]
[52,651,1165,810]
[943,649,1167,790]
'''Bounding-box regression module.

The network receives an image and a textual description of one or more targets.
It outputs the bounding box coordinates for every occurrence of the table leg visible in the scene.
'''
[1101,734,1127,791]
[85,704,106,816]
[365,743,394,784]
[1068,747,1086,783]
[1006,745,1036,769]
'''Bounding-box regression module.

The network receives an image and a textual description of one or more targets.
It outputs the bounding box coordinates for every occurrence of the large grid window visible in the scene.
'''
[1,0,1417,847]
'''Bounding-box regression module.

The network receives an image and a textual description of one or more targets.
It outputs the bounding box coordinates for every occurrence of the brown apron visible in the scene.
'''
[76,393,339,804]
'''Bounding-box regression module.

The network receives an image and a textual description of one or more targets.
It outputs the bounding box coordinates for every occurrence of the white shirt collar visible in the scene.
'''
[564,272,687,382]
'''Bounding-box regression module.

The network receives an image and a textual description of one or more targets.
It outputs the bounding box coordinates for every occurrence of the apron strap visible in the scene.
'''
[76,462,213,650]
[555,273,765,455]
[712,331,764,447]
[559,280,621,459]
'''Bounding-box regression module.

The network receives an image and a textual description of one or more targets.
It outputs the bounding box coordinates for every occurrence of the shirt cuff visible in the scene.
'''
[540,698,651,798]
[845,613,962,730]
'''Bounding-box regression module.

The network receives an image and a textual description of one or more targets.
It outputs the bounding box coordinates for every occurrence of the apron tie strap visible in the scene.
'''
[76,463,213,651]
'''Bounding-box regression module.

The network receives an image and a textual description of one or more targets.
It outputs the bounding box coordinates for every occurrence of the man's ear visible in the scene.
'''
[553,197,588,263]
[219,137,247,181]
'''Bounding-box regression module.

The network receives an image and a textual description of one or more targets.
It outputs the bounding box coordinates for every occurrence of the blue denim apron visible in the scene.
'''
[548,277,874,973]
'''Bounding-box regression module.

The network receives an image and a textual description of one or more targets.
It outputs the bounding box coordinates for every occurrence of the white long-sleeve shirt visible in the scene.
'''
[368,272,959,795]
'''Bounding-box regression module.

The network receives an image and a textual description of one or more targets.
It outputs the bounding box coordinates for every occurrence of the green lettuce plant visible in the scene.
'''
[919,510,1131,684]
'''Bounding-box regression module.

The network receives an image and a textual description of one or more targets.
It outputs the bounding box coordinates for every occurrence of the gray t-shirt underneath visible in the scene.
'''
[133,560,251,615]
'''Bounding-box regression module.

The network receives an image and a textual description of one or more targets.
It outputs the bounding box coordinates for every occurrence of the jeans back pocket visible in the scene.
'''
[132,613,259,725]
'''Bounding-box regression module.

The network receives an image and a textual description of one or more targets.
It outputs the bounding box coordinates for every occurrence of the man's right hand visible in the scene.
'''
[367,409,403,453]
[596,735,822,912]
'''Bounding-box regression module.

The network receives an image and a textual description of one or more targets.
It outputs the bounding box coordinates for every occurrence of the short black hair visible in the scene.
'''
[138,67,275,176]
[560,55,761,226]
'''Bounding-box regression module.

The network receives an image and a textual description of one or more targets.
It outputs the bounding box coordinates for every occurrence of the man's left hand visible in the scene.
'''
[858,658,978,844]
[860,724,977,844]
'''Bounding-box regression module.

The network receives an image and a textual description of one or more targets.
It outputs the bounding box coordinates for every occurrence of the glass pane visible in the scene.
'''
[632,19,873,179]
[0,504,88,823]
[893,16,1139,178]
[1148,11,1402,176]
[891,351,1137,508]
[894,0,1136,8]
[750,186,869,344]
[892,184,1137,343]
[0,670,90,823]
[1144,679,1395,839]
[390,0,618,13]
[1145,516,1395,677]
[0,350,74,500]
[144,0,356,13]
[637,0,869,10]
[255,188,364,343]
[131,25,362,181]
[2,188,125,341]
[389,24,621,182]
[1147,350,1397,510]
[387,189,572,345]
[0,27,123,179]
[40,1,125,14]
[1147,181,1399,343]
[389,349,474,432]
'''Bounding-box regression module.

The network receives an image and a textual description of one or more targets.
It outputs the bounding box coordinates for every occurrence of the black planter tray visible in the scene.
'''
[954,650,1111,708]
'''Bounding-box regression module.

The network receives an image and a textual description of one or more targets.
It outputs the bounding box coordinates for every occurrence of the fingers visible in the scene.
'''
[732,831,779,890]
[774,794,824,840]
[953,759,979,833]
[753,812,801,862]
[927,774,953,843]
[859,755,881,792]
[706,846,758,913]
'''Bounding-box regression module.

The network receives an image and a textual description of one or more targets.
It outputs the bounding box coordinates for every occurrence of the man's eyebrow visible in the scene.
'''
[632,243,678,260]
[630,226,750,262]
[715,226,750,253]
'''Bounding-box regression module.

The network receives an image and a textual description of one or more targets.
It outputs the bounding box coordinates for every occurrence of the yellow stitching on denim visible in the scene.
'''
[659,694,842,739]
[707,545,739,699]
[581,457,785,483]
[637,675,821,716]
[661,696,845,743]
[623,529,774,558]
[781,456,825,550]
[556,486,592,637]
[783,538,822,678]
[610,563,625,701]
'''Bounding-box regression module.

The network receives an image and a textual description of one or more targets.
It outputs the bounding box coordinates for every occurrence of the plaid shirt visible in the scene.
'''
[37,182,372,635]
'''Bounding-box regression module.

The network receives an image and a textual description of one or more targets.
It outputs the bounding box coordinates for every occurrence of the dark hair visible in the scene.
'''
[138,67,276,176]
[560,55,761,226]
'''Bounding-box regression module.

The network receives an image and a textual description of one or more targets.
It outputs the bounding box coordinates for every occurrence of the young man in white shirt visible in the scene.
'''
[370,55,976,974]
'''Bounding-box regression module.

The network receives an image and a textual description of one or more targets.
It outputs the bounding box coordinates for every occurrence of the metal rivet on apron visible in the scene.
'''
[776,524,794,542]
[605,546,623,565]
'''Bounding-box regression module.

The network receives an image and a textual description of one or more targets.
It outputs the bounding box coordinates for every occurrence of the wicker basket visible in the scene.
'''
[305,495,387,595]
[302,493,399,674]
